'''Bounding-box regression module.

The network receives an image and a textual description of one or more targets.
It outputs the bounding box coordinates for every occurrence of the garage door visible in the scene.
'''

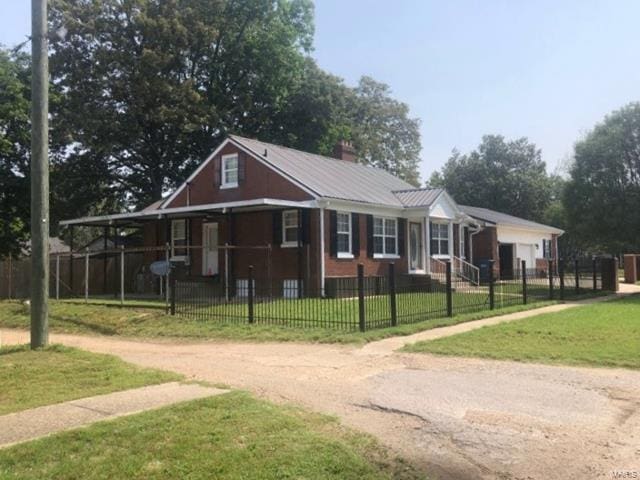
[517,244,535,269]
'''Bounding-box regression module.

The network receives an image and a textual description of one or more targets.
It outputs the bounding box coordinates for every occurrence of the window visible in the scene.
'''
[336,212,352,257]
[283,279,303,298]
[221,154,238,188]
[542,239,552,259]
[430,222,449,256]
[171,219,187,258]
[373,217,397,257]
[282,210,299,246]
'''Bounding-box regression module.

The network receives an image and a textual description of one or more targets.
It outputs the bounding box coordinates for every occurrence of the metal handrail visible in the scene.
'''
[453,256,480,285]
[429,257,448,278]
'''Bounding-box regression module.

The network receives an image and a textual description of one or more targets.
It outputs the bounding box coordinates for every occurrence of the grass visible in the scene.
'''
[404,295,640,369]
[0,299,558,344]
[0,344,181,415]
[0,391,422,480]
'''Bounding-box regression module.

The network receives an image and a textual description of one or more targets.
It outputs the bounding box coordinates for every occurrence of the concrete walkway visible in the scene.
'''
[0,382,227,448]
[359,288,639,356]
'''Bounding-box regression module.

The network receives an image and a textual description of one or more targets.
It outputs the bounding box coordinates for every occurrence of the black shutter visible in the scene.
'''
[272,210,282,245]
[237,153,246,184]
[329,210,337,257]
[301,209,311,244]
[213,156,221,187]
[351,213,360,257]
[398,218,406,257]
[366,215,374,258]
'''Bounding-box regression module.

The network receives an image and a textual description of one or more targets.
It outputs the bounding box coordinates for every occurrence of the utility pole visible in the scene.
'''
[30,0,49,348]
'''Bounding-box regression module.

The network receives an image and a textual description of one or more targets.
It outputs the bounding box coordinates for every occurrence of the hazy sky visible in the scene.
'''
[2,1,639,183]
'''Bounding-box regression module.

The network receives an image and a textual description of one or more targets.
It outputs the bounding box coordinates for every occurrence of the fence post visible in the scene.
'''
[548,259,554,300]
[592,257,597,291]
[559,258,565,300]
[488,259,495,310]
[575,258,580,294]
[521,260,527,305]
[248,265,254,324]
[445,261,453,317]
[170,272,176,315]
[165,243,170,308]
[120,245,125,306]
[388,262,397,327]
[224,243,230,302]
[357,263,365,332]
[84,248,89,303]
[7,253,12,300]
[55,254,60,300]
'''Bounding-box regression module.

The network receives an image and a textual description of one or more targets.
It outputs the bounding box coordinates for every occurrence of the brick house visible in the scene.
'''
[61,135,563,294]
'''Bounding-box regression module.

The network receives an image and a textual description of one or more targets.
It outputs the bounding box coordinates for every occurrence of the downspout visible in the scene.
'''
[468,222,483,265]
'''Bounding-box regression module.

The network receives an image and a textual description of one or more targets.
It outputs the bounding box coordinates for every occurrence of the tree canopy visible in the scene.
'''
[429,135,553,222]
[0,49,31,258]
[0,0,424,257]
[47,0,421,209]
[564,102,640,253]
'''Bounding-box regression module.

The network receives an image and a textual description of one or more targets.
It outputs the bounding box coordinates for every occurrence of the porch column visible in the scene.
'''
[319,208,325,295]
[425,215,430,274]
[458,223,464,259]
[447,221,454,259]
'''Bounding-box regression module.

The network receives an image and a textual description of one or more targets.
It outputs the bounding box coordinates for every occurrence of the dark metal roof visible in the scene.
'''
[231,135,415,206]
[460,205,564,234]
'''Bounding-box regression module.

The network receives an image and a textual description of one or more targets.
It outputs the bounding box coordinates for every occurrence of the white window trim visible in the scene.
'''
[336,211,353,258]
[373,216,398,257]
[171,219,187,261]
[220,153,239,189]
[430,221,450,257]
[281,209,299,248]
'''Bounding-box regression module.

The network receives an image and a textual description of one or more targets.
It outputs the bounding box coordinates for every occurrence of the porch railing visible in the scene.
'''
[453,256,480,286]
[429,257,447,280]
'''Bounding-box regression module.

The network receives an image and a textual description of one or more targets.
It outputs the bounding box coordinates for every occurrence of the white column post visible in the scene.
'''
[120,245,125,305]
[448,221,454,259]
[458,223,464,259]
[425,215,431,274]
[319,208,325,296]
[84,248,89,303]
[55,254,60,300]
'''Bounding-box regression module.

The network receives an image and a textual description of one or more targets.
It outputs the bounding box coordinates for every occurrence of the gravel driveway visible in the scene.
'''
[3,326,639,480]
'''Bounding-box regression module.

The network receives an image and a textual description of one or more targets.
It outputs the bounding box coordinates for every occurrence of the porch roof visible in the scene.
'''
[460,205,564,234]
[59,198,317,228]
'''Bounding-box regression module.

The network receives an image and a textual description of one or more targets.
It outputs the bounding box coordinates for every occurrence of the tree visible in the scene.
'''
[564,102,640,253]
[0,48,31,258]
[429,135,552,222]
[49,0,315,209]
[349,77,422,186]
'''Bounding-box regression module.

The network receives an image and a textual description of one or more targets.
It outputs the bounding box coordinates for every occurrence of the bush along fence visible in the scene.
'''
[171,257,618,332]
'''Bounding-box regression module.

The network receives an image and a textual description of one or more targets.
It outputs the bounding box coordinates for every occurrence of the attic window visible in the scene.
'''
[221,154,238,188]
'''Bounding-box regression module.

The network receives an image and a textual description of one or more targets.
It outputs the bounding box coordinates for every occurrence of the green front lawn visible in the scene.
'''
[404,295,640,369]
[0,299,556,344]
[0,344,181,415]
[0,392,421,480]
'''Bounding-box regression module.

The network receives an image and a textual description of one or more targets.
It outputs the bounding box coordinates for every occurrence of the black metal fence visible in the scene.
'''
[172,257,615,332]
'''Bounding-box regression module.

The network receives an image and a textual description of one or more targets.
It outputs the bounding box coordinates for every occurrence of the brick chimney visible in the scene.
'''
[333,140,357,163]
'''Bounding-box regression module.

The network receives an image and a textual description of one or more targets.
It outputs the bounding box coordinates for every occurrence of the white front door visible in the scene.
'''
[202,222,219,276]
[409,221,425,272]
